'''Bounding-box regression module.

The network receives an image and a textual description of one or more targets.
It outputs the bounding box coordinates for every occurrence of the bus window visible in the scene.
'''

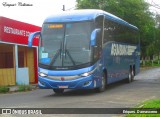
[93,15,104,62]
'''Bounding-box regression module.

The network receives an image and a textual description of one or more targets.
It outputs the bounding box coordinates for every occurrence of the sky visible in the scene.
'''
[0,0,77,26]
[146,0,160,14]
[0,0,160,27]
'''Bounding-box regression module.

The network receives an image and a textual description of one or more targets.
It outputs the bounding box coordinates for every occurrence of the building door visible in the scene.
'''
[18,46,35,84]
[27,48,35,83]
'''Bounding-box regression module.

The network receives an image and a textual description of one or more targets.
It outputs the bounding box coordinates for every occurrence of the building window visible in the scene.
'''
[18,52,24,68]
[0,52,14,68]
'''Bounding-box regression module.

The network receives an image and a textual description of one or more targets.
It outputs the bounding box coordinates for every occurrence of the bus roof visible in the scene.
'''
[44,9,138,30]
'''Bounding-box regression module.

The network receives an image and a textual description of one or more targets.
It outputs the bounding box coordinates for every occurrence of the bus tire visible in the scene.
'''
[131,69,134,82]
[53,89,64,94]
[127,68,134,83]
[95,72,106,92]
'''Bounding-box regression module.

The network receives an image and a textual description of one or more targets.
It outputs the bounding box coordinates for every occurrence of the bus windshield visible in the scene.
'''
[39,21,94,70]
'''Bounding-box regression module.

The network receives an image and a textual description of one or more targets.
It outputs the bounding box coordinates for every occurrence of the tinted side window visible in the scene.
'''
[104,19,139,44]
[104,19,116,43]
[95,15,104,48]
[93,15,104,62]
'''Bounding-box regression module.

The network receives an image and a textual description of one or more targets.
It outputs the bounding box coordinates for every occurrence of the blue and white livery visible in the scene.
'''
[28,9,140,94]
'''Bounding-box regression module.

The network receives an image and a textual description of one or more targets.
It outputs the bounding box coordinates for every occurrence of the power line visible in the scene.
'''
[65,7,76,11]
[62,5,76,11]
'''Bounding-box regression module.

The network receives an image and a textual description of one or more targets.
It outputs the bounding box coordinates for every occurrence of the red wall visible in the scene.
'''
[0,16,41,46]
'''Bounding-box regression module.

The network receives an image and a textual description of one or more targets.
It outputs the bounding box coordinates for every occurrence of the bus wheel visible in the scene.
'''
[53,89,64,94]
[127,69,134,83]
[95,73,106,92]
[131,69,134,82]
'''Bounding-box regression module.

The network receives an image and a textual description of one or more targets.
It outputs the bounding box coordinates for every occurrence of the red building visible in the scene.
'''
[0,16,41,86]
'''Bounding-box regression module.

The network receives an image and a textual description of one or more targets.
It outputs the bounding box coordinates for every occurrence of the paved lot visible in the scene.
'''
[0,67,160,117]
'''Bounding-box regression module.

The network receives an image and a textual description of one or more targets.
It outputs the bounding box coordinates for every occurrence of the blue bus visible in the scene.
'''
[28,9,140,94]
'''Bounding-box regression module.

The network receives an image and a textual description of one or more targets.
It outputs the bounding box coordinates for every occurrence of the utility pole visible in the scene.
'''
[62,5,65,11]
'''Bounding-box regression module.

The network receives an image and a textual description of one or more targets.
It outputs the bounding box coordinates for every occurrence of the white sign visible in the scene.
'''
[41,53,48,58]
[3,26,33,37]
[111,43,137,56]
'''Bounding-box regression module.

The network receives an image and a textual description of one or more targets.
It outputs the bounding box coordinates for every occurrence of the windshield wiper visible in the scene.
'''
[49,42,62,66]
[65,49,76,66]
[64,37,76,66]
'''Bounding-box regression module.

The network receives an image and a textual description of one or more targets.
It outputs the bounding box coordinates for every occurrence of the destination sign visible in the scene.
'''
[48,24,63,29]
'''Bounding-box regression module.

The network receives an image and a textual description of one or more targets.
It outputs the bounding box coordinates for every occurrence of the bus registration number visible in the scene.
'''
[58,86,68,88]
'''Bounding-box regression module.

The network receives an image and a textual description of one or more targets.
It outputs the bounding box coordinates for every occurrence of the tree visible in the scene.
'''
[153,13,160,59]
[76,0,156,58]
[156,14,160,28]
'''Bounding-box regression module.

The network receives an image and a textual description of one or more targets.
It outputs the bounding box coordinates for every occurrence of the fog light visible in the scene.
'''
[83,81,91,86]
[39,81,45,86]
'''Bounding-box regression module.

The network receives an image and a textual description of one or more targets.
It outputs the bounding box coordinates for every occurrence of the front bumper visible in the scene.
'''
[38,75,97,89]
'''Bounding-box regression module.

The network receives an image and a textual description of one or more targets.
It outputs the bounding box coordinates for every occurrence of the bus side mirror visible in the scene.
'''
[90,29,100,46]
[28,31,41,47]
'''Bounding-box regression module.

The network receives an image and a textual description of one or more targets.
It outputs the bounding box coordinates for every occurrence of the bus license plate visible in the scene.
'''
[58,86,68,88]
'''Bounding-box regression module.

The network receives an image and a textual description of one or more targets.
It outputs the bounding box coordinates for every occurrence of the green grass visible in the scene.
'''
[139,99,160,108]
[0,86,9,93]
[141,60,160,67]
[0,85,32,93]
[127,99,160,117]
[18,85,31,92]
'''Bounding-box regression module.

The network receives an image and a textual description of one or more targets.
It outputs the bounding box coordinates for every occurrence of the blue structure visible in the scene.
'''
[28,9,140,93]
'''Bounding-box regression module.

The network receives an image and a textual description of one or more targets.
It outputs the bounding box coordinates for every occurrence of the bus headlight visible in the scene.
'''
[80,69,96,77]
[81,72,91,77]
[39,72,48,77]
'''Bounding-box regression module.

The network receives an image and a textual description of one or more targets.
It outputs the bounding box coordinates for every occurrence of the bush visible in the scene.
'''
[141,60,160,67]
[18,85,31,92]
[0,86,9,93]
